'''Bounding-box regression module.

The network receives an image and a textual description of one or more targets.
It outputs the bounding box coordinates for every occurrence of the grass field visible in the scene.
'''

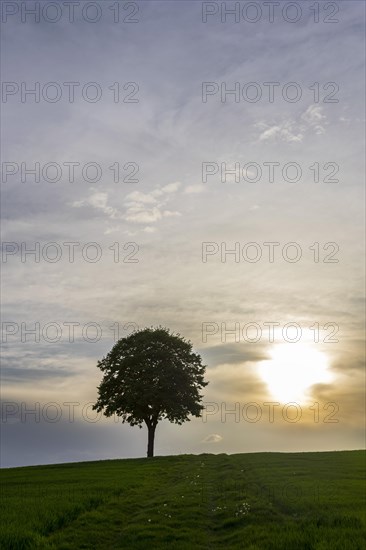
[0,450,365,549]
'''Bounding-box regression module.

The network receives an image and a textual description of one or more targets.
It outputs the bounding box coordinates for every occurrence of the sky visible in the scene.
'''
[1,0,365,468]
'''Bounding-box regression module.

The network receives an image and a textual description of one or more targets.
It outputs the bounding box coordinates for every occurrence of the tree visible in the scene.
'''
[92,326,208,457]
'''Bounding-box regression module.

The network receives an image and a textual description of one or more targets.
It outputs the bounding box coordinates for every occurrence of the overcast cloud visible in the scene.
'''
[1,0,365,467]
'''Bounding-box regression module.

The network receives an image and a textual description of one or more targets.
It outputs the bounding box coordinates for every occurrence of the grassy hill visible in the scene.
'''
[0,451,365,549]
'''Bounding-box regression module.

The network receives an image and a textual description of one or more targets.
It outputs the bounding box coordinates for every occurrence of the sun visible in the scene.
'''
[258,343,333,404]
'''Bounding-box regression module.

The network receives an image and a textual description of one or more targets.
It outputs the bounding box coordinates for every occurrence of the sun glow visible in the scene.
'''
[258,343,333,404]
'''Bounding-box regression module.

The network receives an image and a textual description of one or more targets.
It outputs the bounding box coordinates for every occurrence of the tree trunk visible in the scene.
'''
[147,423,156,458]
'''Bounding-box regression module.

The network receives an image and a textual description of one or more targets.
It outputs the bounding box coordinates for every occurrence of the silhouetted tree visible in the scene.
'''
[93,327,208,457]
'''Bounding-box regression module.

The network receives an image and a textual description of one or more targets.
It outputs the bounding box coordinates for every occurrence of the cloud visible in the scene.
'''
[162,210,181,217]
[143,226,157,233]
[301,105,326,135]
[125,191,158,205]
[1,366,74,383]
[72,192,119,219]
[202,434,223,443]
[256,121,303,143]
[125,204,163,224]
[200,343,268,368]
[71,181,182,228]
[184,184,206,194]
[256,105,327,143]
[104,225,122,235]
[124,182,182,225]
[161,181,181,193]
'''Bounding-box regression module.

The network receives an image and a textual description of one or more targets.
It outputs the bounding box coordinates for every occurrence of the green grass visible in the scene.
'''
[1,451,365,549]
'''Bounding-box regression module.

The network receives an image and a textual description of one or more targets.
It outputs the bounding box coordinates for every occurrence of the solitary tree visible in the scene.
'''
[93,327,208,457]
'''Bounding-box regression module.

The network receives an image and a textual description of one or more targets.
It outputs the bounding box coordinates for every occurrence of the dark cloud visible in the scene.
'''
[199,343,269,368]
[1,367,74,383]
[0,413,145,468]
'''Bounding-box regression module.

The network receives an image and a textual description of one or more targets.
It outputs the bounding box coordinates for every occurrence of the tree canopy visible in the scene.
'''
[93,326,208,457]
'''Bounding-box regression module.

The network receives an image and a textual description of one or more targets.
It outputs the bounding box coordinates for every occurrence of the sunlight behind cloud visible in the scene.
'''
[258,343,334,405]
